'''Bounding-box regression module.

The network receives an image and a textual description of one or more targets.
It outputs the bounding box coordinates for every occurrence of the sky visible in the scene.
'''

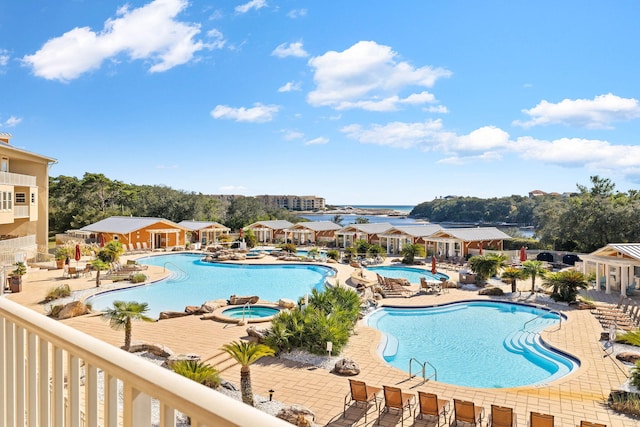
[1,0,640,205]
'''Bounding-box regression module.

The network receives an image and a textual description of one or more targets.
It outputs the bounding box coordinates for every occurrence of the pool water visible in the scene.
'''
[366,265,449,283]
[86,254,334,318]
[222,306,280,319]
[365,301,578,388]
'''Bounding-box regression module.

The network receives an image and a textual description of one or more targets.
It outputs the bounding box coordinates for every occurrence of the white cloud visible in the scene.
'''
[4,116,22,127]
[307,41,451,111]
[513,93,640,129]
[210,103,279,123]
[206,29,226,49]
[281,130,304,140]
[0,49,9,69]
[235,0,267,14]
[22,0,216,82]
[341,119,450,149]
[287,9,307,19]
[424,105,448,114]
[304,137,328,145]
[272,42,308,58]
[278,81,302,92]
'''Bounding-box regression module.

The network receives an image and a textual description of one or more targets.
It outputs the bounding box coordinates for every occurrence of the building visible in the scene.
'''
[245,220,294,244]
[178,220,230,247]
[284,221,342,245]
[0,132,56,265]
[578,243,640,297]
[80,216,189,250]
[255,195,325,211]
[426,227,512,258]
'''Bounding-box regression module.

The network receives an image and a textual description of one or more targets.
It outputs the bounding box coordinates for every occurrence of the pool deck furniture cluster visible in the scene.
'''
[4,252,640,426]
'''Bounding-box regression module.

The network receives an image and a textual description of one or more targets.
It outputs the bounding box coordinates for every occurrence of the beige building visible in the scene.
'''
[255,194,325,211]
[0,132,56,265]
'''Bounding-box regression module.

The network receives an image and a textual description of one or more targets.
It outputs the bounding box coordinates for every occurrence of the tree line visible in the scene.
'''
[49,173,303,236]
[410,176,640,253]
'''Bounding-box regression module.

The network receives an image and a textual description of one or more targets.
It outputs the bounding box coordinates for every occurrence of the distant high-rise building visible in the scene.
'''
[255,195,325,211]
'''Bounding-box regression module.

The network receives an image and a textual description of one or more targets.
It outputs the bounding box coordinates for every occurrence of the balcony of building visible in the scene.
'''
[0,298,291,426]
[0,171,37,187]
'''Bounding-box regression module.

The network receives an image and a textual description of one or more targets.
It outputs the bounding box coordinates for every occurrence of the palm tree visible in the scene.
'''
[469,253,509,284]
[171,360,221,388]
[332,214,343,226]
[542,270,589,302]
[400,243,425,265]
[521,260,547,293]
[501,267,523,293]
[101,301,154,351]
[221,341,275,406]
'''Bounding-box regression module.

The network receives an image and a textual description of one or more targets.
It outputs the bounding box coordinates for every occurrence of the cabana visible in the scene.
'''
[178,220,230,247]
[245,220,294,244]
[335,223,394,249]
[284,221,342,245]
[379,224,443,255]
[425,227,511,258]
[578,244,640,297]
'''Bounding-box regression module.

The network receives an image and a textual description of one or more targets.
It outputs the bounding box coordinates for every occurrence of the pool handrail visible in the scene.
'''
[522,309,562,332]
[163,261,188,275]
[409,357,437,383]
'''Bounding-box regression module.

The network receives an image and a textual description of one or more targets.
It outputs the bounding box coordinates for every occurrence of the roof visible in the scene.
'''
[289,221,342,232]
[178,220,229,231]
[429,227,512,241]
[0,137,57,163]
[247,220,294,230]
[590,244,640,261]
[384,224,443,238]
[338,223,394,234]
[81,216,187,234]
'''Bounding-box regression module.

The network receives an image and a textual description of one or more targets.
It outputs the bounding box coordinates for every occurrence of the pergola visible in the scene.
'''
[578,244,640,297]
[147,228,183,250]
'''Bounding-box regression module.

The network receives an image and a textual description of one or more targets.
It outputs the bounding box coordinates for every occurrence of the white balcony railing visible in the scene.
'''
[13,205,29,218]
[0,171,37,187]
[0,298,291,427]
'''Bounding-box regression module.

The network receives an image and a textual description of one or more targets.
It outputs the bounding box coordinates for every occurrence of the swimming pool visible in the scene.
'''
[366,265,449,283]
[86,254,335,318]
[222,306,281,319]
[365,301,578,388]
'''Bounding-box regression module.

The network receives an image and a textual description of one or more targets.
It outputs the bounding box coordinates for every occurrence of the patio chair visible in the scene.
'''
[529,411,554,427]
[343,379,381,423]
[577,421,606,427]
[414,391,449,426]
[451,399,484,426]
[489,404,517,427]
[81,264,92,278]
[377,385,415,426]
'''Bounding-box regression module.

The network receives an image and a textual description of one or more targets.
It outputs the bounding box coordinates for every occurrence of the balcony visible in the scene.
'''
[0,171,36,187]
[13,205,30,218]
[0,298,291,426]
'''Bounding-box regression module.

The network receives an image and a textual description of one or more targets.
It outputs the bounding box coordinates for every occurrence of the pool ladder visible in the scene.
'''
[241,301,252,323]
[409,357,437,383]
[522,309,562,332]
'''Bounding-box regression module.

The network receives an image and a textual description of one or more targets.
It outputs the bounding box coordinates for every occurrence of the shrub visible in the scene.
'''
[616,330,640,347]
[631,361,640,389]
[45,284,71,302]
[609,390,640,417]
[279,243,297,254]
[171,360,221,388]
[326,249,340,261]
[130,273,147,283]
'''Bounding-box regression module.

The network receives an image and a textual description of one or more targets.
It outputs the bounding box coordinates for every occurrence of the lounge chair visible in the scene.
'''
[451,399,484,426]
[414,391,448,426]
[578,421,606,427]
[136,242,143,251]
[377,385,415,426]
[489,404,517,427]
[529,411,554,427]
[343,379,381,423]
[128,243,136,253]
[142,242,150,251]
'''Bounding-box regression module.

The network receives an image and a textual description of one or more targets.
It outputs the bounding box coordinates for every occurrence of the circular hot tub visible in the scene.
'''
[212,304,282,323]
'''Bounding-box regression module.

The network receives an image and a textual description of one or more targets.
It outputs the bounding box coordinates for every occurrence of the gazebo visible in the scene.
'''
[578,243,640,297]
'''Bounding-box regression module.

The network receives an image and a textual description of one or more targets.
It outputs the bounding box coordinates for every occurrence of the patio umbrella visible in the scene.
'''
[99,234,105,247]
[74,244,81,267]
[431,256,437,275]
[478,242,483,255]
[519,246,527,262]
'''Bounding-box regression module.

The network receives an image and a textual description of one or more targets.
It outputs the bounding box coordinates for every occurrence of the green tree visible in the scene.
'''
[469,253,507,283]
[542,270,589,302]
[101,301,154,351]
[501,267,523,293]
[171,360,221,388]
[521,260,547,293]
[221,341,275,406]
[355,217,370,224]
[91,259,110,286]
[400,243,425,265]
[332,214,343,226]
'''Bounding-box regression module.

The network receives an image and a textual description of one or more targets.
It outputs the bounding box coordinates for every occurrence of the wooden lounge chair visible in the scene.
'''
[489,404,517,427]
[377,385,415,426]
[529,411,554,427]
[451,399,484,426]
[343,379,381,423]
[414,391,448,426]
[577,421,606,427]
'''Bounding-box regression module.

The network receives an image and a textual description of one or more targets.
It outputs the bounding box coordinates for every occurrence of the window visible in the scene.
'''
[2,192,6,210]
[15,192,26,204]
[31,192,35,204]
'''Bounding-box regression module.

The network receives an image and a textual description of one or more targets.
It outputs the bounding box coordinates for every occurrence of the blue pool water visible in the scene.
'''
[366,265,449,283]
[222,306,280,319]
[86,254,334,318]
[365,301,578,388]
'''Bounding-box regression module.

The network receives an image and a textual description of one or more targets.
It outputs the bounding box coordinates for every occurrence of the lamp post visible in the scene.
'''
[326,341,333,357]
[269,389,274,401]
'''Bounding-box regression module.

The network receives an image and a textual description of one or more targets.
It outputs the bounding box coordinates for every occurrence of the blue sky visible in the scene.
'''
[1,0,639,205]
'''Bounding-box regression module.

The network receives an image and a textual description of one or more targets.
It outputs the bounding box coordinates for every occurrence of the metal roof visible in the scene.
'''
[249,220,294,230]
[591,244,640,261]
[290,221,342,232]
[338,223,394,234]
[81,216,187,234]
[178,220,229,231]
[431,227,512,241]
[386,224,443,238]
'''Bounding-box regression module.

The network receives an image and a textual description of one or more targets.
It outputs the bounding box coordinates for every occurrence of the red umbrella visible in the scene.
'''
[478,242,483,255]
[520,246,527,262]
[99,234,105,247]
[431,256,437,275]
[74,244,81,267]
